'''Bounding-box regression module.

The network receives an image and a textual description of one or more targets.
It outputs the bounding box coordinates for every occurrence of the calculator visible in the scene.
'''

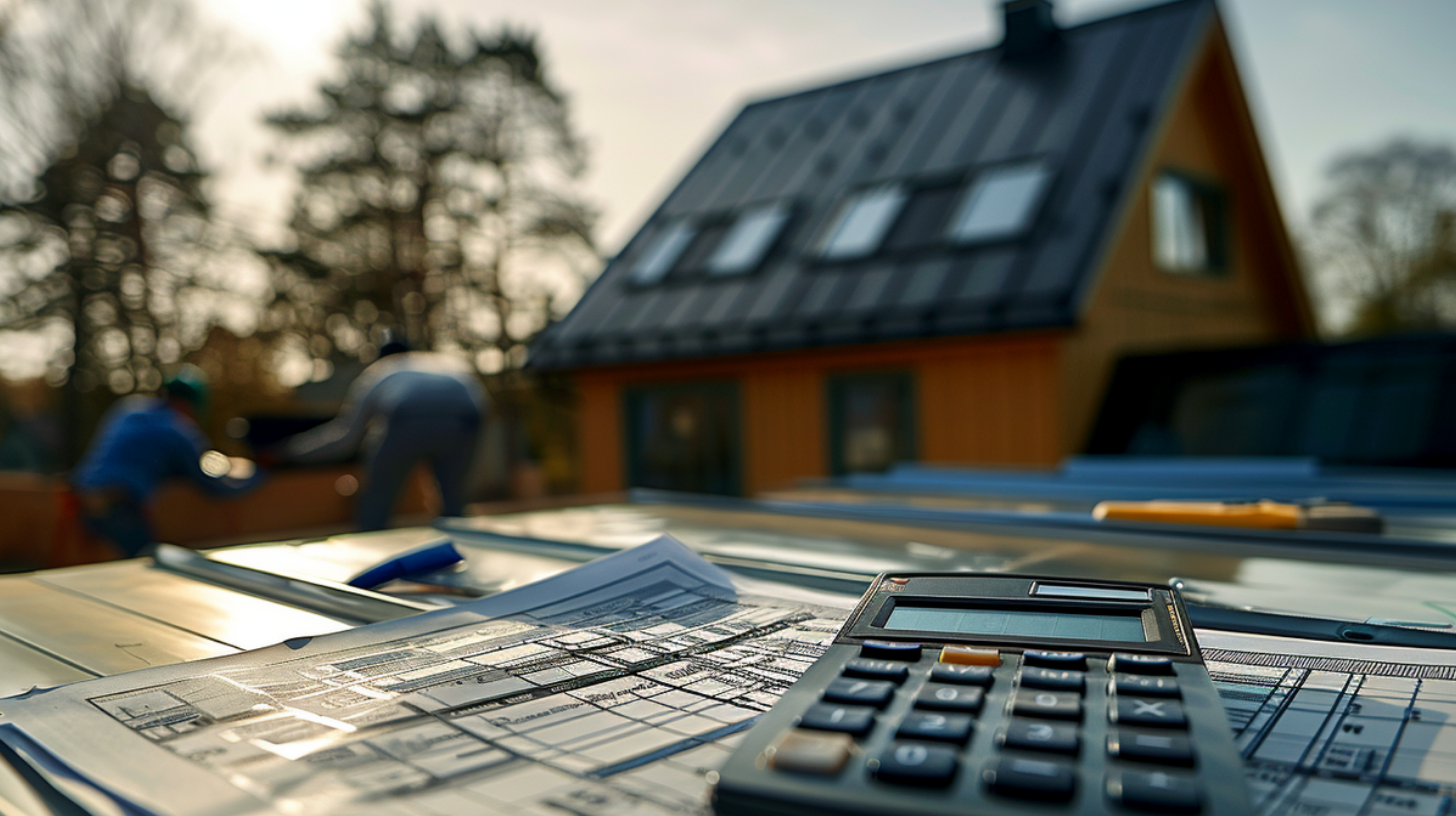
[711,573,1251,816]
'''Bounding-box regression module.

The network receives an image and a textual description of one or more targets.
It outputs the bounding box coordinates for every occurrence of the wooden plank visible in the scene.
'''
[745,368,825,494]
[577,376,624,494]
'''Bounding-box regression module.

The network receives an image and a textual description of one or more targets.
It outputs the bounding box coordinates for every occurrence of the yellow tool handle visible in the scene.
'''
[1092,500,1303,529]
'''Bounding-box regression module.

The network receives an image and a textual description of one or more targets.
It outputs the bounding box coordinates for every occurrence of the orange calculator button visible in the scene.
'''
[939,646,1001,667]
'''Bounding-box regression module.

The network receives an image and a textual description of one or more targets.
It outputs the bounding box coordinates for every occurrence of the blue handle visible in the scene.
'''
[348,540,463,589]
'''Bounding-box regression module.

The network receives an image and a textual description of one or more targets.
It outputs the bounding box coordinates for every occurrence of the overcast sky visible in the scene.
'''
[191,0,1456,254]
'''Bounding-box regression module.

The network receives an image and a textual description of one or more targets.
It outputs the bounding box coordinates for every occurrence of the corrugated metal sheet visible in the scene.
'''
[534,0,1214,370]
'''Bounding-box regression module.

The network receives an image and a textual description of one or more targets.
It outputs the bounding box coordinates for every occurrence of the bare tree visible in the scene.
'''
[1306,138,1456,336]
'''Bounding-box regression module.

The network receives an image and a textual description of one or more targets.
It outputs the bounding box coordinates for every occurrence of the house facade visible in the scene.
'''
[531,0,1312,496]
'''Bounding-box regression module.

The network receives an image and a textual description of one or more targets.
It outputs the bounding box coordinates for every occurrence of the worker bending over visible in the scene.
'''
[279,341,486,530]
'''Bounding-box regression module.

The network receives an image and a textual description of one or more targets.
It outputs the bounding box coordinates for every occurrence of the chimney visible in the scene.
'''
[1002,0,1060,59]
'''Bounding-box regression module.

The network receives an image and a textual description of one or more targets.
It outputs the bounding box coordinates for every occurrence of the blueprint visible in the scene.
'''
[5,538,1456,815]
[1201,631,1456,815]
[0,536,850,816]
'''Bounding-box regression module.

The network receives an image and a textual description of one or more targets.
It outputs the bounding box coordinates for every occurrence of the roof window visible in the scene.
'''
[947,161,1053,244]
[708,203,790,276]
[820,186,908,260]
[630,222,696,284]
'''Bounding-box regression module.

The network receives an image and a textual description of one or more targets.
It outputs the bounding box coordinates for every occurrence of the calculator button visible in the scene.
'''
[984,755,1076,801]
[1024,651,1088,670]
[843,658,910,684]
[800,703,876,736]
[898,712,973,744]
[939,645,1001,666]
[1113,697,1187,728]
[768,729,854,775]
[1108,769,1204,813]
[930,663,995,686]
[1107,728,1195,766]
[915,684,985,714]
[876,742,959,787]
[1110,654,1175,675]
[1020,666,1086,692]
[824,678,896,708]
[1113,674,1181,698]
[860,640,922,661]
[1003,719,1080,755]
[1012,690,1082,721]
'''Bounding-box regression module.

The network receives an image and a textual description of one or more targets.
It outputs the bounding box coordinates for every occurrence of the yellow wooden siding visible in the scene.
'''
[745,369,825,493]
[919,337,1060,466]
[573,333,1064,495]
[1061,22,1312,453]
[576,374,623,494]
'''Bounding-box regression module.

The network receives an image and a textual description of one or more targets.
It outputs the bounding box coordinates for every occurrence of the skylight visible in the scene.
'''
[630,222,696,284]
[708,203,790,276]
[820,186,908,260]
[947,162,1053,244]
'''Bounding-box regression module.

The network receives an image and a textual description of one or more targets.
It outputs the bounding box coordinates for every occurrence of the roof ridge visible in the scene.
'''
[740,0,1211,112]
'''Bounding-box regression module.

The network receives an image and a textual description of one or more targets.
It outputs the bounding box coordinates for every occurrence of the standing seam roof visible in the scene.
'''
[533,0,1215,370]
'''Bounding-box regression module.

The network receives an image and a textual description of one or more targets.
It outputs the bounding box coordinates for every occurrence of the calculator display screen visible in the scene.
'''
[883,605,1148,642]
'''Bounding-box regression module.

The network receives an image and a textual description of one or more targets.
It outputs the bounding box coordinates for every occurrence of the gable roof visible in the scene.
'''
[532,0,1217,370]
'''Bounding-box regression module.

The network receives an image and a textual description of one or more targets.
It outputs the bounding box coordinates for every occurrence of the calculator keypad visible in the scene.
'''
[1003,719,1079,755]
[1012,689,1082,720]
[898,712,974,744]
[930,663,994,686]
[1113,697,1188,728]
[786,646,1210,811]
[801,703,876,736]
[1024,651,1088,670]
[877,742,959,787]
[1108,728,1196,766]
[823,678,896,708]
[1110,653,1175,675]
[844,658,911,683]
[767,729,854,775]
[984,755,1077,801]
[916,684,985,713]
[860,640,923,661]
[1109,769,1205,813]
[1020,666,1086,692]
[1113,673,1181,698]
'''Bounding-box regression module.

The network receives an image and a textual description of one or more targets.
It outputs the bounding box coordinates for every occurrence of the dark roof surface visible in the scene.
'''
[533,0,1215,370]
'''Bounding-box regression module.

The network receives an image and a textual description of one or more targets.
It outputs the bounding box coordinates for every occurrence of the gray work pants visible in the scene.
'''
[357,414,480,531]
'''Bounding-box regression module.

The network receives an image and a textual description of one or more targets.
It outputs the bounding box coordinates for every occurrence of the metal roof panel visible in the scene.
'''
[533,0,1214,370]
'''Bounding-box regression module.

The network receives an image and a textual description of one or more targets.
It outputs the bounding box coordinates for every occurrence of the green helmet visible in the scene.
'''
[163,364,210,413]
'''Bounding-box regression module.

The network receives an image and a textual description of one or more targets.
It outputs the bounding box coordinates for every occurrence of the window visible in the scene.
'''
[947,161,1053,244]
[828,372,916,475]
[1152,171,1226,275]
[820,186,908,260]
[625,382,742,496]
[708,203,790,276]
[630,222,696,285]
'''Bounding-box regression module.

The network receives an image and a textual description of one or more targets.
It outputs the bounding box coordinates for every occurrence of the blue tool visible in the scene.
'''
[347,539,464,590]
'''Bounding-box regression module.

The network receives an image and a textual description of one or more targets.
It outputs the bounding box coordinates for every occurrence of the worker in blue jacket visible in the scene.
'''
[277,341,486,530]
[71,366,263,557]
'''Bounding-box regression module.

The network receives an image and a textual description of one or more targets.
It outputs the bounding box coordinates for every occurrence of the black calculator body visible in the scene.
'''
[712,573,1251,816]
